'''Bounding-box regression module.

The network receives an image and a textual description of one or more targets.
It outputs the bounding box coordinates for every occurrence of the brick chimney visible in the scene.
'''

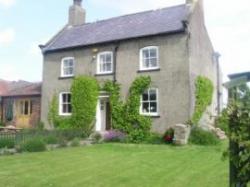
[68,0,86,26]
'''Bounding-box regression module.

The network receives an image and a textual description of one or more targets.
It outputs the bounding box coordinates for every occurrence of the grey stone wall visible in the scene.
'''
[41,34,191,133]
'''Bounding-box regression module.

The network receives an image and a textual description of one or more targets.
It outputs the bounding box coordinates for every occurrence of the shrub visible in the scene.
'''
[91,132,102,143]
[163,128,174,144]
[104,130,126,142]
[20,138,46,152]
[145,133,164,144]
[215,109,229,135]
[0,121,4,127]
[44,135,59,145]
[58,138,68,148]
[0,138,15,149]
[36,121,45,130]
[189,127,220,145]
[70,138,80,147]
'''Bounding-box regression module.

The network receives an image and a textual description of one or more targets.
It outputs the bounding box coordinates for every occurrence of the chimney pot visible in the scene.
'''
[68,0,86,26]
[74,0,82,6]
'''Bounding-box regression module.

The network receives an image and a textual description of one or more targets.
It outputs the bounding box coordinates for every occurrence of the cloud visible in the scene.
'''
[90,0,185,14]
[0,0,15,8]
[0,28,15,46]
[0,64,19,81]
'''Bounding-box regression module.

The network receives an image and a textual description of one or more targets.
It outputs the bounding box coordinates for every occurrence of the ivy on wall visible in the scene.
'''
[192,76,214,125]
[71,76,99,132]
[104,76,152,143]
[48,76,99,132]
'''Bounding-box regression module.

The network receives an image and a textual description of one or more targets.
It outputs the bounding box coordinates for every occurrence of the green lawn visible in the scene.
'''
[0,143,228,187]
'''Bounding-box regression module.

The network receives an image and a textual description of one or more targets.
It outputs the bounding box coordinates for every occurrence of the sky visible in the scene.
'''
[0,0,249,82]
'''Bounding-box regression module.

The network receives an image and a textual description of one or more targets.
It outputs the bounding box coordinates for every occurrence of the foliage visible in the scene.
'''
[163,128,175,144]
[0,138,15,149]
[145,133,164,144]
[103,76,152,143]
[36,121,45,130]
[227,101,250,184]
[70,138,80,147]
[20,138,46,152]
[71,76,99,132]
[0,121,4,127]
[90,132,102,143]
[189,127,220,145]
[215,109,229,135]
[192,76,214,125]
[48,94,72,129]
[103,130,126,142]
[43,135,59,145]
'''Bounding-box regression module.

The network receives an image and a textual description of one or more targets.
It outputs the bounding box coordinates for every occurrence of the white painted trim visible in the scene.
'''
[61,57,75,77]
[140,88,159,116]
[59,92,72,116]
[139,46,159,71]
[96,51,113,74]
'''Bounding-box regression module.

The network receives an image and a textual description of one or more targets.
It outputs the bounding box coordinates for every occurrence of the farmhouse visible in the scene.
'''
[40,0,222,133]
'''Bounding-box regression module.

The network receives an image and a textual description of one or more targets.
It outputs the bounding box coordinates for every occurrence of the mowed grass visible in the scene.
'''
[0,143,228,187]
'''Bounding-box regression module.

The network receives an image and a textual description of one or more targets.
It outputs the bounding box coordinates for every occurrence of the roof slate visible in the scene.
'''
[42,4,188,53]
[0,80,41,97]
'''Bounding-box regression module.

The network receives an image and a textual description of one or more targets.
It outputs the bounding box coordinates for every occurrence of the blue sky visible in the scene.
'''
[0,0,249,82]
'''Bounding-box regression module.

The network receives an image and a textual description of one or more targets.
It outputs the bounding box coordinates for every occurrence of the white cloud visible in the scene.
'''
[90,0,185,14]
[0,64,19,81]
[0,0,15,8]
[0,28,15,46]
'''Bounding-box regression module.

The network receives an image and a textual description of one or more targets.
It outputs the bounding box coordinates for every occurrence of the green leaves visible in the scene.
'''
[104,76,152,143]
[192,76,214,125]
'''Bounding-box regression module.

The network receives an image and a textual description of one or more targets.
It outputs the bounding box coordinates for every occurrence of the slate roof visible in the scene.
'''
[228,72,250,81]
[0,80,41,97]
[41,4,189,53]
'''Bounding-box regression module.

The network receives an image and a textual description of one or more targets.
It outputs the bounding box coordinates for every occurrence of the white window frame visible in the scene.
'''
[140,46,159,71]
[59,92,72,116]
[97,51,113,74]
[140,88,159,116]
[61,57,75,77]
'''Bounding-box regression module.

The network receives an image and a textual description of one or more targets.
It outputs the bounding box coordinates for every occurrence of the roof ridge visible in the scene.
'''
[72,4,186,28]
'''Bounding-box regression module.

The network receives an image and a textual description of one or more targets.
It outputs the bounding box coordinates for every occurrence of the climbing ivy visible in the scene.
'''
[192,76,214,125]
[71,76,99,132]
[104,76,152,143]
[48,76,99,132]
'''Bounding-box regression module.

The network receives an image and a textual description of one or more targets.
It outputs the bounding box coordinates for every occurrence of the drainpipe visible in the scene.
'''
[213,52,221,115]
[113,43,120,83]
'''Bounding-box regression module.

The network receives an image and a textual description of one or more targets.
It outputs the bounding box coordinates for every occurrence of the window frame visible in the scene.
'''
[61,57,75,77]
[19,100,32,116]
[96,51,114,75]
[140,88,159,116]
[59,92,72,116]
[139,46,159,71]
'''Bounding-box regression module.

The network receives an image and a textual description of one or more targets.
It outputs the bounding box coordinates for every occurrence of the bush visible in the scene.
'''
[70,138,80,147]
[58,138,68,148]
[20,138,46,152]
[215,109,229,135]
[145,133,164,144]
[44,135,59,145]
[36,121,45,130]
[90,132,102,143]
[189,127,220,145]
[104,131,126,142]
[0,138,15,149]
[0,121,4,127]
[163,128,175,144]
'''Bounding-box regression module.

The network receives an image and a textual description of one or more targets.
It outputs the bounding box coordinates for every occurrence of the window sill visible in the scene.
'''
[137,68,160,73]
[140,114,160,118]
[95,73,114,76]
[58,76,75,80]
[59,114,72,117]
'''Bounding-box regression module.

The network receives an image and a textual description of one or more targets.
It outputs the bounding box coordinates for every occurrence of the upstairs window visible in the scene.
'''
[59,92,72,116]
[140,46,159,70]
[61,57,75,77]
[140,88,159,116]
[97,52,113,74]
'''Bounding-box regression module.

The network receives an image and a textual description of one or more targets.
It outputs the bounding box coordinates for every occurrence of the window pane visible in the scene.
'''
[143,59,151,68]
[68,104,72,113]
[24,101,29,115]
[142,92,149,101]
[106,54,112,62]
[149,89,157,100]
[62,94,67,103]
[68,94,71,103]
[150,102,157,113]
[63,104,67,113]
[149,49,157,58]
[142,102,149,113]
[149,58,157,67]
[143,50,150,58]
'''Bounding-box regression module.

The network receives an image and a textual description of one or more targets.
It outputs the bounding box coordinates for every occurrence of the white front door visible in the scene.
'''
[95,98,107,132]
